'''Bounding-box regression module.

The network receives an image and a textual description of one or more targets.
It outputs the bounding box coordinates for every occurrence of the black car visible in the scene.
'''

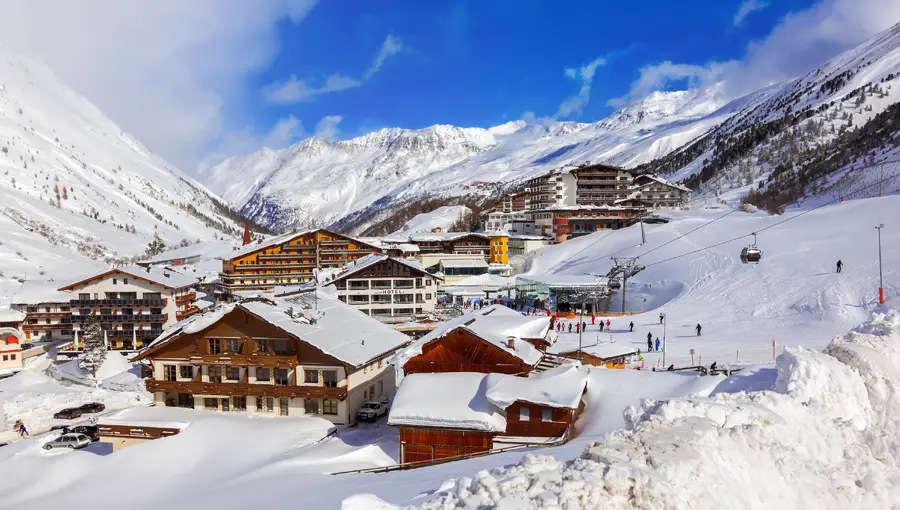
[20,343,34,350]
[78,402,105,413]
[53,408,83,420]
[68,425,100,442]
[49,425,70,432]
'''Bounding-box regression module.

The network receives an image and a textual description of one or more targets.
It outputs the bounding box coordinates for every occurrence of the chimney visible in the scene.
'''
[242,220,252,246]
[507,336,516,349]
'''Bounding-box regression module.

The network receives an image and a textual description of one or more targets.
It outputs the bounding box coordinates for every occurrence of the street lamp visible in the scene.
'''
[661,313,667,368]
[876,224,885,304]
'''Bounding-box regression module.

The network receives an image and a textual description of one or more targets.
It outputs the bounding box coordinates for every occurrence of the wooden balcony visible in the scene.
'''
[187,353,297,368]
[176,307,201,321]
[25,311,71,319]
[145,379,347,400]
[175,292,197,305]
[22,323,70,332]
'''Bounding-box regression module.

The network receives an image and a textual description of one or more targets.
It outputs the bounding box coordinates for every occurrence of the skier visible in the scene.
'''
[591,314,596,325]
[696,323,702,336]
[836,260,843,273]
[19,422,28,437]
[710,361,717,372]
[659,313,664,324]
[655,337,661,351]
[568,323,572,333]
[575,323,581,333]
[647,337,653,352]
[599,321,604,332]
[629,321,634,332]
[582,321,587,331]
[606,319,611,329]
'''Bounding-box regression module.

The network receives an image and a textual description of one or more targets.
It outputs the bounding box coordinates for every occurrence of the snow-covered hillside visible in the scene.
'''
[389,205,470,235]
[201,77,745,232]
[0,46,250,287]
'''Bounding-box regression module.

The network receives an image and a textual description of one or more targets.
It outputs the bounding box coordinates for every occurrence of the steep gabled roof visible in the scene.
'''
[633,173,692,193]
[134,290,410,368]
[394,305,549,368]
[225,228,379,261]
[326,254,439,283]
[58,265,198,291]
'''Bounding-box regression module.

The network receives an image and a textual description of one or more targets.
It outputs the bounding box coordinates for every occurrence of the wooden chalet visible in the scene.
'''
[395,305,553,376]
[131,290,410,426]
[559,342,638,369]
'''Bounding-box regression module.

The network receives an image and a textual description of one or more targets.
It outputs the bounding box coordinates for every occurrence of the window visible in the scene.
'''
[226,366,241,381]
[2,355,6,361]
[542,408,552,422]
[177,393,194,408]
[232,396,246,411]
[425,293,432,300]
[143,292,162,300]
[369,385,375,400]
[304,370,319,384]
[208,366,223,383]
[79,293,90,300]
[208,338,240,354]
[279,398,289,416]
[256,338,290,355]
[221,398,230,412]
[378,381,383,395]
[378,359,383,369]
[519,406,530,421]
[425,279,432,286]
[323,399,338,415]
[257,396,274,412]
[256,367,271,382]
[304,399,320,415]
[179,366,193,379]
[323,370,337,388]
[415,278,423,288]
[124,278,129,285]
[113,278,117,285]
[164,365,177,381]
[274,368,289,385]
[204,398,219,410]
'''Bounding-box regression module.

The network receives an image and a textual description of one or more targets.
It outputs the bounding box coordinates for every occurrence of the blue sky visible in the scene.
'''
[249,0,819,140]
[4,0,897,169]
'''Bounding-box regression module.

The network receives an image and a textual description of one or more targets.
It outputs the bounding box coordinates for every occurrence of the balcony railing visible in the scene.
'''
[69,299,166,306]
[258,253,311,260]
[71,314,166,322]
[187,353,296,368]
[229,263,316,270]
[24,311,71,319]
[175,292,196,304]
[145,380,347,400]
[320,248,373,254]
[319,239,350,246]
[22,323,68,331]
[105,329,163,337]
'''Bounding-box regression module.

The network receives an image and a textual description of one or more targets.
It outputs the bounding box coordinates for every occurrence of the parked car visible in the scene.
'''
[20,343,34,350]
[48,425,100,441]
[49,425,70,432]
[78,402,105,413]
[43,433,91,451]
[356,400,389,422]
[53,408,83,420]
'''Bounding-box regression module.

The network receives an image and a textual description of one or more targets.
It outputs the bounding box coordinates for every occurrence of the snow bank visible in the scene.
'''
[388,372,507,432]
[485,363,589,410]
[50,351,134,386]
[409,309,900,509]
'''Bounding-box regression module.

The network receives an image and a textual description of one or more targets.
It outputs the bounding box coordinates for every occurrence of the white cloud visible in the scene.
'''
[0,1,317,170]
[364,34,404,80]
[266,115,304,146]
[734,0,769,26]
[556,56,608,118]
[314,115,343,140]
[610,0,900,108]
[265,34,402,105]
[197,114,306,172]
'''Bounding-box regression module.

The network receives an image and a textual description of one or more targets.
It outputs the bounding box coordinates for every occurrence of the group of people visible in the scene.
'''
[13,419,28,438]
[553,315,616,334]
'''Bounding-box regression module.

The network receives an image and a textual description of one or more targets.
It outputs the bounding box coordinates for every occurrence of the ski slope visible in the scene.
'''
[527,195,900,366]
[389,205,471,235]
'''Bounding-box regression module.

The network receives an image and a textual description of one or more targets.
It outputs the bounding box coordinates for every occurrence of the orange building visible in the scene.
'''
[220,229,381,293]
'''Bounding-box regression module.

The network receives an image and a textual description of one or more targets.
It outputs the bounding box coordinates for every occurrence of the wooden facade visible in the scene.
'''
[402,328,533,375]
[559,350,634,369]
[98,423,182,440]
[399,427,496,464]
[504,398,585,438]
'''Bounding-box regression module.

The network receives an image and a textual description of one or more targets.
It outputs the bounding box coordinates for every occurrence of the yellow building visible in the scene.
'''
[221,229,380,292]
[488,232,509,264]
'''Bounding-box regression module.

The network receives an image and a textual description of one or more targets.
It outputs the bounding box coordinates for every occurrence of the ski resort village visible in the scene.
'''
[4,4,900,510]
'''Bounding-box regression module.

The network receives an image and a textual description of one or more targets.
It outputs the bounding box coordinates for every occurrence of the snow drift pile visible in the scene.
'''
[409,308,900,509]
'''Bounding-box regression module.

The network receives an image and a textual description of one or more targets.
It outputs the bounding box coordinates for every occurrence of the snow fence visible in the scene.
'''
[405,308,900,509]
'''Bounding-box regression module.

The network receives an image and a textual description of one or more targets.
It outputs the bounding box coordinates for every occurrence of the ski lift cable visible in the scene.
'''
[642,173,898,269]
[634,207,740,260]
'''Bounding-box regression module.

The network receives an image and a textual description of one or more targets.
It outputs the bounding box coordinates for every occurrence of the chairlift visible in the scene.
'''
[740,233,762,264]
[608,277,622,290]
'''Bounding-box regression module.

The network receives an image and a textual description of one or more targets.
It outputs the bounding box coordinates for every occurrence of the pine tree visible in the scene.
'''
[145,232,166,256]
[78,321,107,378]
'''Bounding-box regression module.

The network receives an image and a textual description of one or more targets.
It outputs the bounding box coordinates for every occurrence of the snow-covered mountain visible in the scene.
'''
[204,23,900,234]
[0,46,249,293]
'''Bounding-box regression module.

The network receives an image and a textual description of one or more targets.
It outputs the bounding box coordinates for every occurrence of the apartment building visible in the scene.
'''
[220,229,381,293]
[57,266,199,356]
[616,174,692,209]
[11,280,74,343]
[321,254,441,323]
[508,235,552,256]
[532,205,646,243]
[131,291,410,426]
[0,319,24,374]
[572,164,634,206]
[526,171,577,210]
[501,191,528,213]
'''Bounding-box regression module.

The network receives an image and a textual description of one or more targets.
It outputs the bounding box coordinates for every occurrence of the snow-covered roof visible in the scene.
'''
[58,265,198,290]
[634,173,692,193]
[140,291,410,367]
[517,274,608,288]
[227,229,377,260]
[561,341,638,360]
[0,308,26,322]
[446,273,514,288]
[99,406,192,430]
[394,305,549,368]
[542,204,645,212]
[383,243,420,253]
[139,241,237,265]
[510,235,552,241]
[327,254,436,283]
[440,259,489,269]
[485,363,589,410]
[10,280,72,304]
[388,372,507,432]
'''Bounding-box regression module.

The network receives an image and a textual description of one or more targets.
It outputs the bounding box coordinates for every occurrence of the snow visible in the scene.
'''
[390,205,472,235]
[50,351,134,386]
[485,363,589,410]
[0,307,25,322]
[140,240,238,265]
[439,259,489,269]
[388,372,507,432]
[326,253,430,283]
[9,279,73,304]
[59,265,198,290]
[395,305,549,369]
[557,340,638,359]
[98,406,192,430]
[408,308,900,509]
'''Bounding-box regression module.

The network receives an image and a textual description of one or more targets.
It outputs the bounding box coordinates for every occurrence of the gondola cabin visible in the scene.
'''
[740,246,762,264]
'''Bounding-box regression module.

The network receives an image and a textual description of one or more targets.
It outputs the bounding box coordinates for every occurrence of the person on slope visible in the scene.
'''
[629,321,634,332]
[591,314,596,325]
[606,319,611,329]
[582,321,587,331]
[836,260,843,273]
[655,337,661,351]
[696,323,702,336]
[647,337,653,352]
[660,313,664,324]
[568,323,572,333]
